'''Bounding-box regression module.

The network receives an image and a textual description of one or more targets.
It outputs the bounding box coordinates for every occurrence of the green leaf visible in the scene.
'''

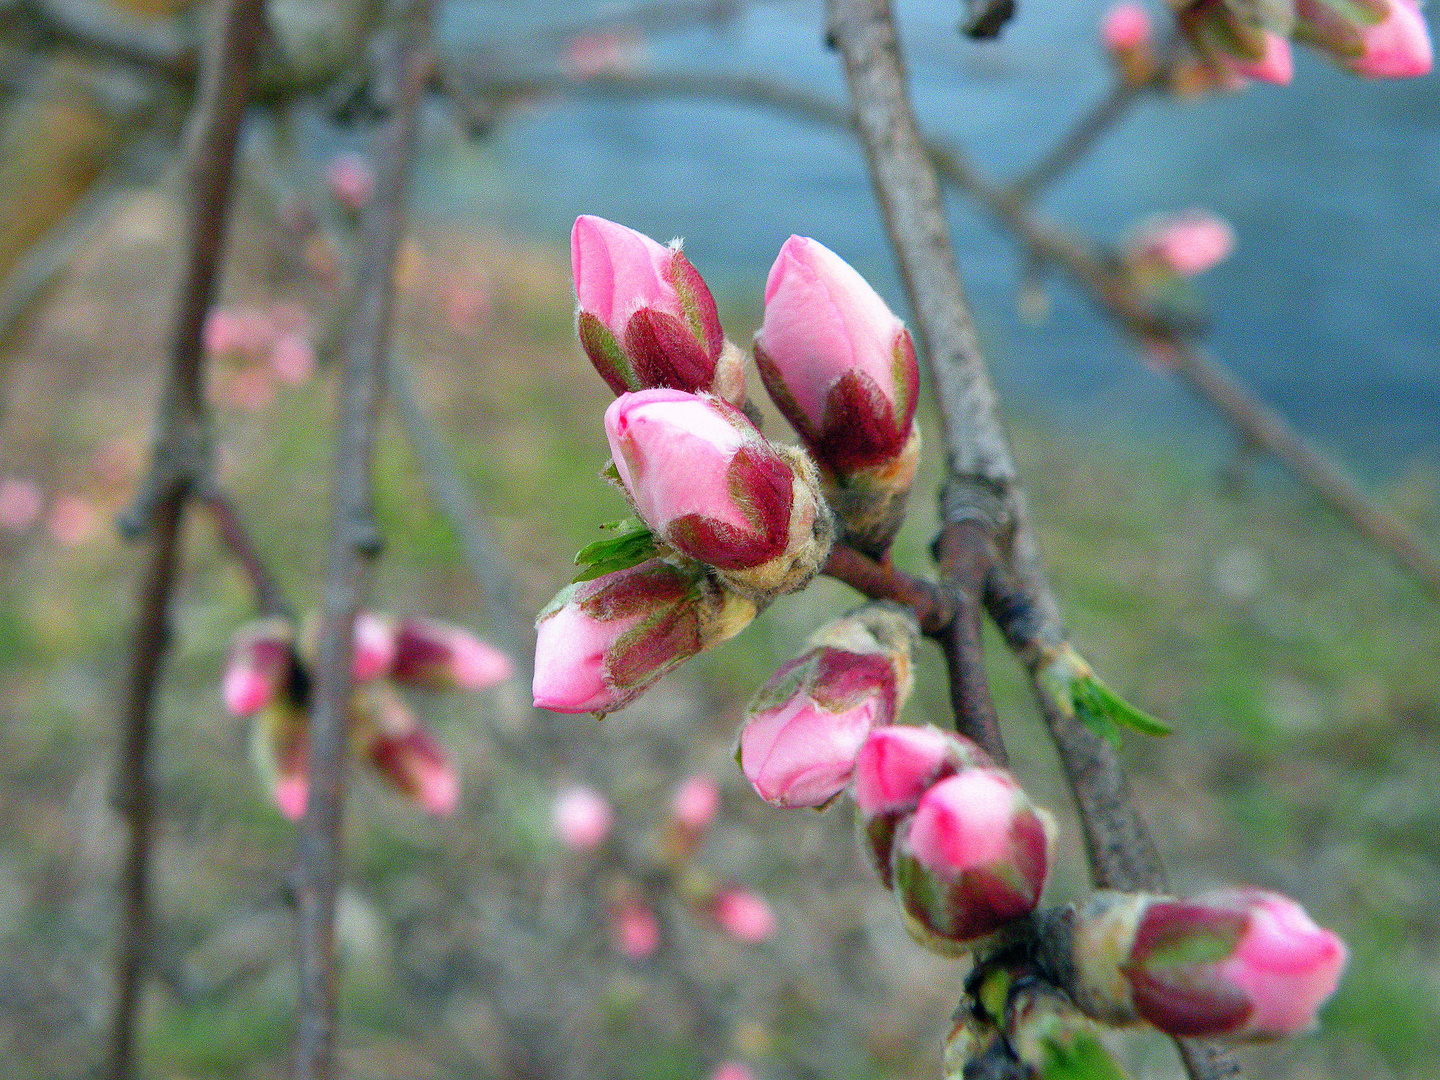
[1072,675,1172,744]
[1040,1032,1131,1080]
[573,519,659,582]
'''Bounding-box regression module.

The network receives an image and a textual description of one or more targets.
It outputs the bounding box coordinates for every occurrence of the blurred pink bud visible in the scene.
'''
[1102,2,1152,50]
[391,617,512,691]
[711,888,776,944]
[1134,211,1236,277]
[203,306,274,356]
[852,725,990,888]
[251,695,310,820]
[534,559,751,715]
[1305,0,1434,77]
[368,728,460,816]
[46,494,98,547]
[0,477,43,533]
[572,215,724,396]
[327,152,374,212]
[755,236,919,475]
[269,333,316,384]
[563,30,646,77]
[223,618,296,717]
[893,768,1053,947]
[606,389,800,573]
[671,774,721,831]
[1125,889,1348,1039]
[351,612,398,682]
[739,646,899,809]
[1225,31,1294,85]
[611,900,661,959]
[275,774,309,820]
[710,1064,756,1080]
[553,785,614,850]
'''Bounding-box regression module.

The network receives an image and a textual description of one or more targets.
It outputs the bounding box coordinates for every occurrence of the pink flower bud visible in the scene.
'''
[353,612,398,683]
[1102,3,1152,51]
[606,389,829,596]
[223,618,297,717]
[1225,31,1294,85]
[1131,211,1236,277]
[611,899,661,959]
[572,215,724,396]
[533,558,754,715]
[1300,0,1433,77]
[562,31,646,77]
[671,774,721,831]
[249,696,310,821]
[553,785,614,850]
[391,617,513,691]
[367,728,460,816]
[853,725,990,888]
[755,236,919,475]
[0,477,43,533]
[893,769,1054,949]
[203,306,274,356]
[711,888,776,943]
[1124,889,1348,1039]
[327,152,374,212]
[269,333,316,384]
[709,1063,756,1080]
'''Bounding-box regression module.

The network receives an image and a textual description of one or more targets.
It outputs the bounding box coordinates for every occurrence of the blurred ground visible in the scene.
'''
[0,177,1436,1080]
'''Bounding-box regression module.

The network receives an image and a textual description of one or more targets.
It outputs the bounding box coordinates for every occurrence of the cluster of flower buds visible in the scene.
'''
[533,557,757,715]
[1053,888,1347,1039]
[1177,3,1296,86]
[755,236,921,559]
[1296,0,1432,77]
[856,726,1056,953]
[224,613,512,818]
[738,603,918,808]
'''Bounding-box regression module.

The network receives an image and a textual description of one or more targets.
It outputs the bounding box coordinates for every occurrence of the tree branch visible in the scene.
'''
[290,5,432,1077]
[824,2,1234,1077]
[104,0,265,1075]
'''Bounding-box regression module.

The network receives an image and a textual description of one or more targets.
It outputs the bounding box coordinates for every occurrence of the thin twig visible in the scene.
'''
[1006,77,1147,203]
[196,486,292,619]
[104,0,265,1076]
[290,5,433,1077]
[824,2,1234,1077]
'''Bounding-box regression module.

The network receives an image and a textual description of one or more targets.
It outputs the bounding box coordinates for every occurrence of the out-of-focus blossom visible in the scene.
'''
[352,611,398,683]
[1226,31,1295,84]
[269,333,317,384]
[327,152,374,212]
[1128,210,1236,277]
[0,477,43,533]
[223,617,296,718]
[1101,2,1158,84]
[711,888,777,943]
[46,494,98,547]
[203,306,275,356]
[553,785,614,850]
[709,1063,756,1080]
[611,899,661,959]
[671,774,721,831]
[1298,0,1432,77]
[355,688,460,816]
[391,617,512,691]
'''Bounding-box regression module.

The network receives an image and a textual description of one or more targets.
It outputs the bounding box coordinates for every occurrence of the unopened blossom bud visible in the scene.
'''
[1181,9,1295,86]
[572,215,742,401]
[553,785,614,850]
[671,774,721,831]
[755,236,920,557]
[349,684,460,815]
[1129,210,1236,278]
[711,887,777,944]
[852,724,990,888]
[892,768,1054,951]
[1102,3,1157,85]
[1058,888,1348,1039]
[739,604,918,809]
[1297,0,1432,78]
[249,695,310,821]
[390,617,513,691]
[605,389,832,600]
[327,152,374,212]
[533,558,755,715]
[352,611,398,683]
[223,618,298,717]
[611,899,661,959]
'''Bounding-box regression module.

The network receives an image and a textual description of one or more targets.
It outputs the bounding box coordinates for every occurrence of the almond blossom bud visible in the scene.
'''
[892,768,1054,951]
[1227,30,1295,84]
[391,617,513,691]
[739,604,918,809]
[611,899,661,959]
[1180,7,1295,86]
[352,686,460,816]
[1059,889,1348,1039]
[1129,210,1235,278]
[671,774,721,831]
[533,558,755,715]
[1102,3,1157,85]
[1297,0,1432,78]
[852,724,990,888]
[711,888,776,943]
[754,236,920,557]
[606,389,831,601]
[223,618,298,717]
[249,695,310,820]
[572,216,741,400]
[553,785,614,850]
[352,612,398,683]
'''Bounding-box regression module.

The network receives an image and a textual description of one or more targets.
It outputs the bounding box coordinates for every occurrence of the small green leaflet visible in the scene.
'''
[1072,673,1172,745]
[1040,1032,1131,1080]
[573,518,658,582]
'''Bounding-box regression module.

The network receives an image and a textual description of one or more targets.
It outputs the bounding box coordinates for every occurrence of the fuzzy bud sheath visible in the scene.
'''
[533,557,755,717]
[891,767,1055,954]
[755,235,920,558]
[572,215,745,403]
[1296,0,1432,77]
[852,724,991,888]
[1051,888,1348,1039]
[605,388,833,603]
[738,602,919,808]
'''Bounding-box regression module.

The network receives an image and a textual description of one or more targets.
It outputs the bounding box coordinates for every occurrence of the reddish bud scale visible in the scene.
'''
[390,617,512,691]
[367,728,460,816]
